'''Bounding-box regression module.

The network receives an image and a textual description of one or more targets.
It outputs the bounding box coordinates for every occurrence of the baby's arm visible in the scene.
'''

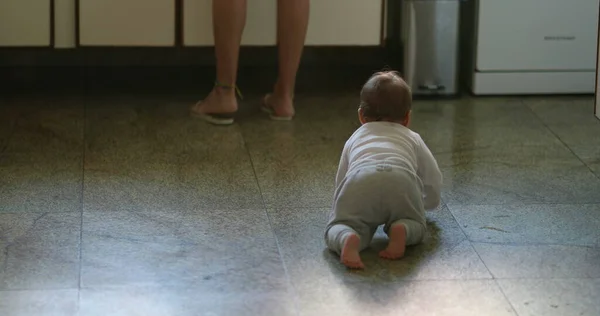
[416,137,443,210]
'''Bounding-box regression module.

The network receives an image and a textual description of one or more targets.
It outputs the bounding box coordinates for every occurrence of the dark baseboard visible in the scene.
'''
[0,46,403,95]
[0,46,401,68]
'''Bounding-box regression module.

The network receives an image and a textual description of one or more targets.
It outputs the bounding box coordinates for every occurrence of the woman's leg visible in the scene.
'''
[191,0,247,124]
[264,0,310,119]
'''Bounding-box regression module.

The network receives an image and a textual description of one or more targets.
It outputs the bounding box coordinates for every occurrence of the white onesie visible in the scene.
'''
[325,121,443,254]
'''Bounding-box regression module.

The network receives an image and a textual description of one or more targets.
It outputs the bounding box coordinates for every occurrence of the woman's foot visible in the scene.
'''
[190,88,239,125]
[340,233,364,269]
[379,224,407,260]
[261,93,295,121]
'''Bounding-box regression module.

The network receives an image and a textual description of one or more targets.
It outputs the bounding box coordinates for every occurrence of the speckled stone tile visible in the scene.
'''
[2,97,83,158]
[449,204,600,246]
[80,286,297,316]
[0,103,18,152]
[410,97,539,130]
[292,280,515,316]
[526,96,598,126]
[543,122,600,176]
[0,212,80,290]
[268,206,490,288]
[0,155,82,213]
[240,94,359,208]
[84,159,262,211]
[498,278,600,316]
[81,209,288,292]
[0,289,79,316]
[85,95,248,165]
[438,144,600,204]
[84,97,262,210]
[378,207,491,281]
[473,243,600,279]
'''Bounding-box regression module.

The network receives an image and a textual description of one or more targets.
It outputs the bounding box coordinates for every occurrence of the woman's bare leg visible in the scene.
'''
[265,0,310,118]
[192,0,247,122]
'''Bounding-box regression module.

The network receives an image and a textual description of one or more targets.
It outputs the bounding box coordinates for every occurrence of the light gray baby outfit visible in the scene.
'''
[325,121,443,254]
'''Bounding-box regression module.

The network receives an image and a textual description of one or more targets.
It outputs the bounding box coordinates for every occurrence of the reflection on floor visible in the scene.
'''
[0,92,599,316]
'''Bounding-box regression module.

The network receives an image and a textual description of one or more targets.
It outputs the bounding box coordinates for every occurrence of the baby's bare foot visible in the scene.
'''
[340,234,364,269]
[379,224,407,260]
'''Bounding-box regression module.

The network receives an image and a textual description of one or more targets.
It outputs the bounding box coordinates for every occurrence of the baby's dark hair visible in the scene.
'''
[359,71,412,121]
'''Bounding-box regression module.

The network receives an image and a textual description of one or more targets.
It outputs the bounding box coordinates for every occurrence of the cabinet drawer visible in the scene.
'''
[0,0,52,47]
[78,0,176,46]
[183,0,276,46]
[306,0,383,46]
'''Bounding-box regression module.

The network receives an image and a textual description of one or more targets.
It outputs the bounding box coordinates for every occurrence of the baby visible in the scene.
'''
[325,71,443,269]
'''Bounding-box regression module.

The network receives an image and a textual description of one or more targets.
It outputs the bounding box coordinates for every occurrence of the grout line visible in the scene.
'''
[494,278,521,316]
[451,205,521,315]
[238,124,301,316]
[522,99,600,180]
[0,107,21,156]
[77,84,87,303]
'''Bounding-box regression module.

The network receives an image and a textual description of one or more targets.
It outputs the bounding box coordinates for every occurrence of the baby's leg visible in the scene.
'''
[380,219,426,260]
[325,224,371,269]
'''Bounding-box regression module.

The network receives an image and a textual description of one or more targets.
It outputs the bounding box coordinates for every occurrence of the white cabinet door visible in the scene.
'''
[78,0,175,46]
[183,0,276,46]
[0,0,52,47]
[306,0,383,45]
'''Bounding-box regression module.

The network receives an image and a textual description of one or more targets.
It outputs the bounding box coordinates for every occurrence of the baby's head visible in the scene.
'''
[358,71,412,126]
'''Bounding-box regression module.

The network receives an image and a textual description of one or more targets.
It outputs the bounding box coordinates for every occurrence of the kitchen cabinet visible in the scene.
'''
[183,0,383,46]
[78,0,176,46]
[183,0,276,46]
[0,0,52,47]
[305,1,383,45]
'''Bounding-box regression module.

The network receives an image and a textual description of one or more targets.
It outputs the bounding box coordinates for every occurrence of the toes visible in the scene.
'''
[379,250,403,260]
[343,259,364,269]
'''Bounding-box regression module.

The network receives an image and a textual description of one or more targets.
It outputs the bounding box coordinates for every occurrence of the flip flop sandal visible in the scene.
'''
[190,101,236,125]
[191,81,243,125]
[261,93,294,121]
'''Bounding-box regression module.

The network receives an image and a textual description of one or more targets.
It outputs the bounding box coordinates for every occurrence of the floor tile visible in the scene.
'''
[240,94,359,208]
[0,212,80,290]
[84,97,262,210]
[84,160,262,211]
[473,243,600,279]
[2,97,83,158]
[378,207,491,281]
[544,123,600,176]
[268,206,490,286]
[293,280,515,316]
[526,96,598,126]
[81,209,288,292]
[80,286,297,316]
[498,278,600,316]
[0,103,18,152]
[85,96,246,165]
[0,155,82,213]
[449,204,600,246]
[438,145,600,204]
[411,97,537,130]
[0,289,78,316]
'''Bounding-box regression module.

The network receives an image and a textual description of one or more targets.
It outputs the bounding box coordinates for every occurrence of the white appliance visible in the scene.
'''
[466,0,599,95]
[596,15,600,120]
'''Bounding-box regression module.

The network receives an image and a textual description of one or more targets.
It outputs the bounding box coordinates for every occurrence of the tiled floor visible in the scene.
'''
[0,91,599,316]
